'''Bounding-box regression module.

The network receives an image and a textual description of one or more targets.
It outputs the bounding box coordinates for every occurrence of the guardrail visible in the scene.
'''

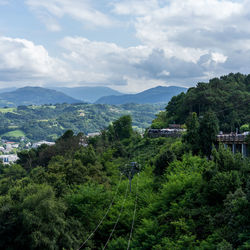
[217,134,247,143]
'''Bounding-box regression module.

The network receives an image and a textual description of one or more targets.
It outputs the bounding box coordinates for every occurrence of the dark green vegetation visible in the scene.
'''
[152,73,250,132]
[0,113,249,249]
[52,86,123,103]
[0,103,164,141]
[96,86,187,104]
[183,111,219,157]
[0,73,249,249]
[0,87,80,107]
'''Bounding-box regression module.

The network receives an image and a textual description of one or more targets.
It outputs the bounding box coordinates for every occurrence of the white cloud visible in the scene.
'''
[0,36,68,87]
[112,0,159,16]
[59,36,152,86]
[26,0,113,30]
[211,52,228,64]
[133,0,244,60]
[109,0,250,87]
[36,12,61,32]
[2,0,250,92]
[58,37,225,91]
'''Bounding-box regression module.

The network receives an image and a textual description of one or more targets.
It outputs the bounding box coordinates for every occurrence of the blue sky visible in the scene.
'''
[0,0,250,93]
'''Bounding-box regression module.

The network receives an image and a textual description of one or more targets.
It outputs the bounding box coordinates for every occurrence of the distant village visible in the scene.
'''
[0,138,55,165]
[0,132,100,165]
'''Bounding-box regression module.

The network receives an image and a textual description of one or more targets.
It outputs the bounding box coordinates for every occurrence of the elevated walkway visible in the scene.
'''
[217,133,249,157]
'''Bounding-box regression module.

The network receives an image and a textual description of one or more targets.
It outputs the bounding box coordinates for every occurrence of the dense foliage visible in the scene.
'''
[0,113,249,249]
[0,73,249,249]
[0,103,164,141]
[152,73,250,132]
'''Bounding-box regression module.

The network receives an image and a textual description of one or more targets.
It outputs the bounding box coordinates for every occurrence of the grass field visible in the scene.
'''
[3,130,26,138]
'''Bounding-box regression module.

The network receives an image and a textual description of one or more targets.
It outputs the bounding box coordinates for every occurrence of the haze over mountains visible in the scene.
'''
[51,86,122,103]
[0,85,187,107]
[95,86,187,104]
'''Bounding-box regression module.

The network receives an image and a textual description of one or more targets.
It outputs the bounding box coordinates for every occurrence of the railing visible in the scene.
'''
[217,134,247,143]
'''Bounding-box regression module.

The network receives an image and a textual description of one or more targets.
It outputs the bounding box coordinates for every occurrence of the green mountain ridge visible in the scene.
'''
[0,87,81,107]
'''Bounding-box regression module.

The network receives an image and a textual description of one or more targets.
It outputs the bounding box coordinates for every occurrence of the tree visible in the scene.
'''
[153,149,175,176]
[113,115,133,140]
[240,124,249,133]
[199,111,219,157]
[182,112,200,154]
[151,111,168,129]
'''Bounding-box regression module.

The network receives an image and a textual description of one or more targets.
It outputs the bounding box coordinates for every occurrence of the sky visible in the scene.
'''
[0,0,250,93]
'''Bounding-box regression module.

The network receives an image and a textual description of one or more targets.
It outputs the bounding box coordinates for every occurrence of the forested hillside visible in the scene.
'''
[0,103,164,141]
[152,73,250,132]
[0,114,249,249]
[0,73,249,249]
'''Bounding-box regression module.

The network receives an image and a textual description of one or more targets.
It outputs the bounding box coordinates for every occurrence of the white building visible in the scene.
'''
[0,154,18,164]
[87,132,101,137]
[32,141,55,148]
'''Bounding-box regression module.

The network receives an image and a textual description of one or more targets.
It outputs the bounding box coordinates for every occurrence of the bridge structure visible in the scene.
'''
[217,133,249,157]
[147,129,249,157]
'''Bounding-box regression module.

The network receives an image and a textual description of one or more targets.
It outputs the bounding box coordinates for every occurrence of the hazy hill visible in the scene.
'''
[95,86,187,104]
[52,86,123,103]
[0,87,81,107]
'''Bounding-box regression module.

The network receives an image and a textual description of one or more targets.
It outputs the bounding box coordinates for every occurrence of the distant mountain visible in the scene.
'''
[51,86,123,103]
[0,87,81,107]
[95,86,187,104]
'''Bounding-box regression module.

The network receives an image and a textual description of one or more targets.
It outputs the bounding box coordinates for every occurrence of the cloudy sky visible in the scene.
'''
[0,0,249,93]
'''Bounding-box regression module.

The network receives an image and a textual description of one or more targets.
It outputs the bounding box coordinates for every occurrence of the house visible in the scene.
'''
[87,132,101,137]
[32,141,55,148]
[0,154,18,165]
[5,143,13,151]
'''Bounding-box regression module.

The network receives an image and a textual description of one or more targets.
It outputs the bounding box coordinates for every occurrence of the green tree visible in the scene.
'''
[153,149,175,176]
[199,111,219,156]
[182,112,200,154]
[113,115,133,140]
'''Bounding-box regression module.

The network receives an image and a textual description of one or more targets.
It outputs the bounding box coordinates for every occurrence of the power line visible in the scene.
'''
[103,178,130,249]
[77,173,123,250]
[127,173,140,250]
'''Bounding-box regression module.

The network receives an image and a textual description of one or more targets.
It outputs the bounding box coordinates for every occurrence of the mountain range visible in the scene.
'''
[0,85,187,107]
[51,86,122,103]
[0,87,80,107]
[95,86,187,104]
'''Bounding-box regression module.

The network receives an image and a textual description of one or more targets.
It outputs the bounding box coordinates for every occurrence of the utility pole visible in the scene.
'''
[120,162,140,192]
